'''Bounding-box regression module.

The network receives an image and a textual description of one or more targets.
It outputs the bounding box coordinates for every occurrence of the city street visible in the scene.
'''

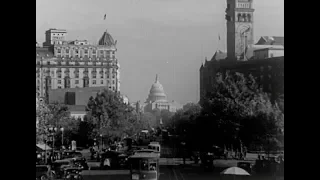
[82,164,283,180]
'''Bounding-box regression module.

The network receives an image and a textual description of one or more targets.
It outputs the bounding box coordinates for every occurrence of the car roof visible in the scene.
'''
[129,153,159,159]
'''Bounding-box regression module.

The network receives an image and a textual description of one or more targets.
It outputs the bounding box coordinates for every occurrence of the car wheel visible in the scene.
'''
[40,175,48,180]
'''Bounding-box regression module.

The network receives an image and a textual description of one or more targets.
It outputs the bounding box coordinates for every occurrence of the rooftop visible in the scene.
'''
[256,36,284,46]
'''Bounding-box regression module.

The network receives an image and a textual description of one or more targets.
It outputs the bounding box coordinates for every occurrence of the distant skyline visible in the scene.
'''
[36,0,284,105]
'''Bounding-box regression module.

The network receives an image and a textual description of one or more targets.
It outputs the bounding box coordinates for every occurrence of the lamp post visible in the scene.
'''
[60,127,64,149]
[100,134,103,150]
[49,127,58,154]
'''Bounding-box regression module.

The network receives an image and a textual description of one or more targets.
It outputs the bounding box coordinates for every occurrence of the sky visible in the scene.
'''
[36,0,284,105]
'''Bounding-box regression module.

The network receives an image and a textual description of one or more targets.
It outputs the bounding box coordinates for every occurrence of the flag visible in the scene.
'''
[104,14,107,20]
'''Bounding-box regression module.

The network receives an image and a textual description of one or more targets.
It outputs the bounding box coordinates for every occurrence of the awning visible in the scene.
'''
[36,143,52,151]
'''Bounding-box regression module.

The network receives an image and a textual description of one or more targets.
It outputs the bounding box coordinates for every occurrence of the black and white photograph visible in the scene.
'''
[36,0,284,179]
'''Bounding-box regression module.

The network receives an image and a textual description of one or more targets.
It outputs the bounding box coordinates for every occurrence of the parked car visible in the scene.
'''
[100,150,129,170]
[36,165,52,180]
[62,150,83,159]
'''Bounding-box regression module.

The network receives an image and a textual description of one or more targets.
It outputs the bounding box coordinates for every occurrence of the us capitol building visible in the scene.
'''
[36,28,120,101]
[135,75,182,114]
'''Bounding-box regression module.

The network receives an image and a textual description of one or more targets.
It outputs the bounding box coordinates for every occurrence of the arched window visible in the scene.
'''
[247,14,251,22]
[237,14,242,22]
[242,14,247,22]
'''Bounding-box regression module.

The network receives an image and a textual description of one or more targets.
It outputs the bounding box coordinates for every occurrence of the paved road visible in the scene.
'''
[82,165,282,180]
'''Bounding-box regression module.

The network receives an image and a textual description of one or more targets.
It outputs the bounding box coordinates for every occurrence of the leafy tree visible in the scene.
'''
[140,112,157,129]
[36,98,51,143]
[198,71,284,151]
[85,89,138,141]
[159,109,174,128]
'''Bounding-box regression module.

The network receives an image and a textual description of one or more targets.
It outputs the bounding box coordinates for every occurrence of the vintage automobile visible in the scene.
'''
[100,150,129,170]
[72,157,89,170]
[36,165,52,180]
[63,167,83,180]
[62,151,83,159]
[51,159,73,179]
[200,152,214,171]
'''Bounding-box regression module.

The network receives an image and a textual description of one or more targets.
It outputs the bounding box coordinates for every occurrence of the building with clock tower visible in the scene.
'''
[226,0,254,61]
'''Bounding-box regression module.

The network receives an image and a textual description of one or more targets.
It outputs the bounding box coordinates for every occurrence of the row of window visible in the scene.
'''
[57,49,115,55]
[56,54,116,59]
[37,73,116,79]
[57,79,115,85]
[38,85,117,91]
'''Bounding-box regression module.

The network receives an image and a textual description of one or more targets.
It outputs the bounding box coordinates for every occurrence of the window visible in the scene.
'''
[58,74,62,78]
[107,80,110,84]
[100,80,104,84]
[75,50,79,54]
[58,86,62,89]
[112,75,115,79]
[149,162,157,171]
[92,74,96,78]
[141,160,148,171]
[107,75,110,78]
[92,50,96,54]
[66,49,69,53]
[113,87,115,91]
[93,80,96,84]
[100,75,104,78]
[84,50,88,54]
[57,49,61,53]
[113,80,115,84]
[58,80,61,84]
[75,80,79,84]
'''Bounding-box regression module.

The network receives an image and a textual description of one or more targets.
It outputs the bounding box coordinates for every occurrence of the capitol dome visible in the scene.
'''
[147,74,167,102]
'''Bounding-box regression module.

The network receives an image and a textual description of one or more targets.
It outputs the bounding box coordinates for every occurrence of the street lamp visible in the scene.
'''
[60,127,64,148]
[100,134,103,150]
[48,127,58,154]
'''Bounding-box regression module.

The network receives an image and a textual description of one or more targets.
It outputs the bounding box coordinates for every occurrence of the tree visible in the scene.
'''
[36,98,51,143]
[140,112,157,129]
[199,71,284,151]
[160,109,174,128]
[85,89,138,141]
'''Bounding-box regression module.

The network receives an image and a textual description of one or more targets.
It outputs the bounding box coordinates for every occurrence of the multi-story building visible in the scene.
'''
[36,29,120,100]
[200,0,284,103]
[253,46,284,60]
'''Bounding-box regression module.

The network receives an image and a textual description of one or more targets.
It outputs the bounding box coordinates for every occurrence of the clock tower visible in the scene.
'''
[226,0,254,60]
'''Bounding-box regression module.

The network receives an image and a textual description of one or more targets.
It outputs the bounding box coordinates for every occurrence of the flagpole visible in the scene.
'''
[216,34,220,52]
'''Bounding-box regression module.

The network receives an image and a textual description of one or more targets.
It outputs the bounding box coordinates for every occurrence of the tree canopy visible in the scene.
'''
[169,71,284,152]
[85,89,140,140]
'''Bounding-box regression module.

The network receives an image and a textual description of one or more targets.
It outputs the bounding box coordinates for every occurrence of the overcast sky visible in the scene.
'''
[36,0,284,105]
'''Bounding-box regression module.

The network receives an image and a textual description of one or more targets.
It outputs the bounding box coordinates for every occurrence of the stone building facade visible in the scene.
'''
[200,0,284,103]
[36,29,120,100]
